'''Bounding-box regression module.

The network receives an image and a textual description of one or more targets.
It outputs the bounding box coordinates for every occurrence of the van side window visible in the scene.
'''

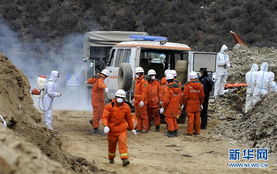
[114,49,124,67]
[122,49,131,63]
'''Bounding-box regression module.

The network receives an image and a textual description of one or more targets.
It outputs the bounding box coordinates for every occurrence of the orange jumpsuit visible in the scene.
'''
[147,80,162,127]
[87,74,107,128]
[162,82,182,131]
[183,80,205,135]
[160,77,167,101]
[102,100,134,160]
[134,76,149,131]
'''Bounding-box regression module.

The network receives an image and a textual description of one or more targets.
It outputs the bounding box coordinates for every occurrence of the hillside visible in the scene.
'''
[1,0,277,50]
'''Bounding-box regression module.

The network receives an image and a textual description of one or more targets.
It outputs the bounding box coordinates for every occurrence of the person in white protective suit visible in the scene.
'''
[244,64,259,113]
[252,62,275,106]
[42,70,62,130]
[214,44,231,97]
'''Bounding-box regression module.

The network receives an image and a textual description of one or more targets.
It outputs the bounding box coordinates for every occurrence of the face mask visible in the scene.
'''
[151,76,155,80]
[116,98,123,104]
[135,74,140,78]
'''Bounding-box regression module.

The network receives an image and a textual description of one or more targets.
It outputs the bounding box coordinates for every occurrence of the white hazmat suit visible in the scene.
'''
[245,64,259,113]
[42,70,61,130]
[252,62,275,106]
[214,44,231,97]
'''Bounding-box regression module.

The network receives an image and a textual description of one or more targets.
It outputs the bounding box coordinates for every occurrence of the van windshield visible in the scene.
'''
[89,47,111,60]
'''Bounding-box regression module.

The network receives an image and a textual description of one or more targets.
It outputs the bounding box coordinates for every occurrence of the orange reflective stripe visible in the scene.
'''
[109,152,116,156]
[120,153,128,157]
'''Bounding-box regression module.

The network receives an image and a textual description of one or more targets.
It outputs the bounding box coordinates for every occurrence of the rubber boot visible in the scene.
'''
[122,159,130,167]
[167,131,174,138]
[94,128,100,134]
[174,130,178,137]
[154,125,160,132]
[141,129,148,133]
[109,159,114,164]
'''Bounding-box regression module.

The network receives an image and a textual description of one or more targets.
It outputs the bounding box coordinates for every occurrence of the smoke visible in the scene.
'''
[0,18,91,111]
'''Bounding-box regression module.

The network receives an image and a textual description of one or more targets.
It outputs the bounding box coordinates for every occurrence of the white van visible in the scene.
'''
[104,35,217,103]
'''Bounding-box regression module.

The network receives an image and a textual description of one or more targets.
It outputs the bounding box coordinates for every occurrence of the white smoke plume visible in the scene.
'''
[0,18,91,111]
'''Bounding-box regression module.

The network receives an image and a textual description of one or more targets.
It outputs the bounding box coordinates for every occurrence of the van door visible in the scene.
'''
[188,51,217,77]
[106,48,119,99]
[188,51,217,96]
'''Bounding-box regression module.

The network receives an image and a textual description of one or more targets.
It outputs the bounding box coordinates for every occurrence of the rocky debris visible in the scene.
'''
[228,47,277,84]
[0,53,111,174]
[214,93,277,153]
[212,47,277,154]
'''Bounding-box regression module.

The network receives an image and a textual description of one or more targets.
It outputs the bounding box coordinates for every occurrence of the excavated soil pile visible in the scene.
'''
[213,47,277,153]
[0,53,111,174]
[228,46,277,83]
[0,126,69,174]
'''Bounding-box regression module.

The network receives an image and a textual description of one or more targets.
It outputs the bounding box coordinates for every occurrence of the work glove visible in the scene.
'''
[181,105,184,110]
[160,101,163,105]
[139,101,144,108]
[57,93,62,97]
[105,88,109,93]
[200,105,203,111]
[104,126,110,134]
[160,108,164,114]
[132,130,137,135]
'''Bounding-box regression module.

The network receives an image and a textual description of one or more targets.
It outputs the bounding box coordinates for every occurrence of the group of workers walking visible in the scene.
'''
[41,44,275,167]
[82,65,213,166]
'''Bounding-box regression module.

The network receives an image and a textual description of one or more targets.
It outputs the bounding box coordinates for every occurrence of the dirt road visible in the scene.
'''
[53,110,276,174]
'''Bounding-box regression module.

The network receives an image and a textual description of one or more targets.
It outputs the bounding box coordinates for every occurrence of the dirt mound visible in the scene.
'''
[213,47,277,154]
[0,54,111,174]
[228,47,277,84]
[214,93,277,152]
[0,126,69,174]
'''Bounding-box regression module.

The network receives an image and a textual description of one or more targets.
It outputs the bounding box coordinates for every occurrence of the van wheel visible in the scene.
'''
[118,63,133,91]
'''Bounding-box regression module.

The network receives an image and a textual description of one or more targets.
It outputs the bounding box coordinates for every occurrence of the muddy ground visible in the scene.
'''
[53,110,277,174]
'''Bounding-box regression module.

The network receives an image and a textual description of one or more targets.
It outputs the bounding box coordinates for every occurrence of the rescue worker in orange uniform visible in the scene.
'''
[146,69,162,132]
[171,70,182,87]
[160,69,171,87]
[102,89,137,166]
[134,67,149,133]
[161,73,182,137]
[86,69,109,134]
[183,71,205,136]
[159,69,172,123]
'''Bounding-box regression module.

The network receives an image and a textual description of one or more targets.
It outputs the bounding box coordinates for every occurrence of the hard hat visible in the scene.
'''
[164,69,171,76]
[171,70,177,77]
[135,67,144,73]
[115,89,126,98]
[189,71,198,79]
[147,69,156,76]
[101,69,110,76]
[166,73,174,80]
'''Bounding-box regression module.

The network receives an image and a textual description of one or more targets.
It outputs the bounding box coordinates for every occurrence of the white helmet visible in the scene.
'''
[147,69,156,76]
[171,70,177,77]
[135,67,144,73]
[189,71,198,79]
[115,89,126,98]
[164,69,171,76]
[166,73,174,80]
[101,69,110,76]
